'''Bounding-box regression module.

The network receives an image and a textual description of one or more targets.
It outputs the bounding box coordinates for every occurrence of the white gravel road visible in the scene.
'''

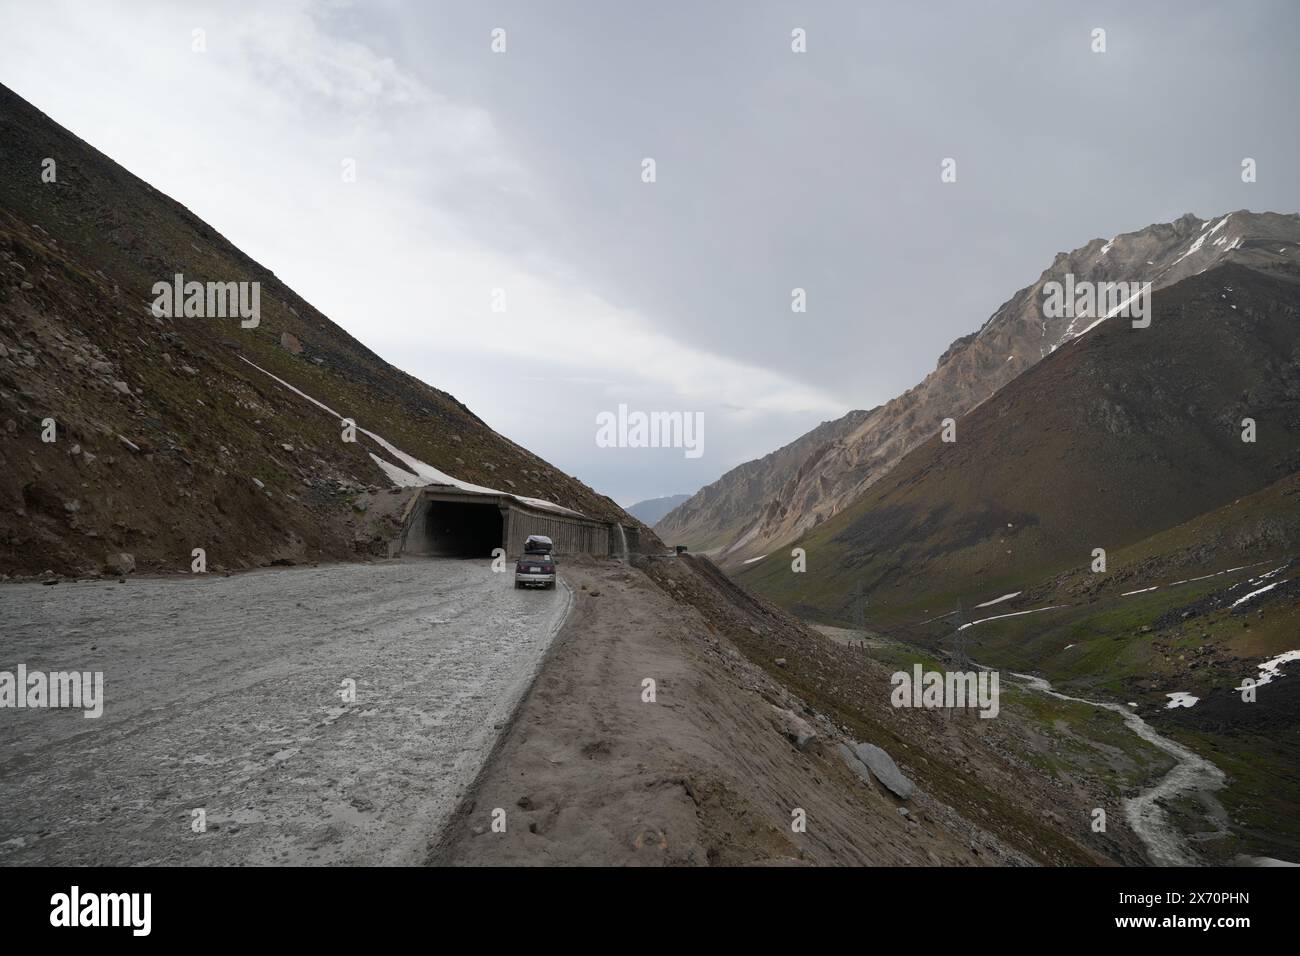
[0,559,570,865]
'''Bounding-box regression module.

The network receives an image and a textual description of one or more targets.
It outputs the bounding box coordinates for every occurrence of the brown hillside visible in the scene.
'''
[0,83,652,576]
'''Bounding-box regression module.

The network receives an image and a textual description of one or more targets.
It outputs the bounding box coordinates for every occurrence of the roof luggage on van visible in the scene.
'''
[524,534,553,554]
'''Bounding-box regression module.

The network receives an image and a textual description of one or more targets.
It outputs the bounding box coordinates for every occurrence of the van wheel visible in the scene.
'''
[514,581,522,589]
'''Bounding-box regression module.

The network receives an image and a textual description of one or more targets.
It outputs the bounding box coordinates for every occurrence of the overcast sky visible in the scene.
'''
[3,0,1298,505]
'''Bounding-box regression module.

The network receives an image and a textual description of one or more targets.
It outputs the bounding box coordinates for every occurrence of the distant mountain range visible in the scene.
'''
[738,260,1300,620]
[658,211,1300,568]
[625,494,691,526]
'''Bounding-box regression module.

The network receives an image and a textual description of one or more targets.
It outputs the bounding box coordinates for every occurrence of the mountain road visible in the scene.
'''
[0,558,569,864]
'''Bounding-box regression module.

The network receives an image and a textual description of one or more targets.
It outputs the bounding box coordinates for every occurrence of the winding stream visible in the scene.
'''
[1010,672,1225,866]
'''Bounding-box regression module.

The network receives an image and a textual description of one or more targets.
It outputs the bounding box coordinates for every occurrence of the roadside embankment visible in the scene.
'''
[432,556,1042,866]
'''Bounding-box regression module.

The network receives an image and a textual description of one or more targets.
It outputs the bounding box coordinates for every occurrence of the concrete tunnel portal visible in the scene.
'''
[392,487,635,560]
[418,499,503,558]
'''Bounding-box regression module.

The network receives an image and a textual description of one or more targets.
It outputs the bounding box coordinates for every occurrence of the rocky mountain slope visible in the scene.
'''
[625,493,691,527]
[738,262,1300,621]
[655,410,870,551]
[658,212,1300,565]
[0,83,651,577]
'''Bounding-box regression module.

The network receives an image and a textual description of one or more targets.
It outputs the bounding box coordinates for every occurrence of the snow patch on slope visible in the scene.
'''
[975,591,1021,608]
[958,604,1070,631]
[1172,215,1231,266]
[1251,651,1300,688]
[239,357,582,516]
[1230,582,1279,608]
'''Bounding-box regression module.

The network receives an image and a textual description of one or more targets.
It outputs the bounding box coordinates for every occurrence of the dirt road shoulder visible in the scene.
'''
[430,557,1022,866]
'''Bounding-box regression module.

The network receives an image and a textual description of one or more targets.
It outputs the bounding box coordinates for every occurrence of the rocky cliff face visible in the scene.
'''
[657,211,1300,564]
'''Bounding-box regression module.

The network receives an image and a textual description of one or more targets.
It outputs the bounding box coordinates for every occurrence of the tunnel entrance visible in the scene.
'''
[416,499,504,557]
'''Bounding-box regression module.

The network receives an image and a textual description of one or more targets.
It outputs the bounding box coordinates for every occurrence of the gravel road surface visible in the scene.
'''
[0,559,569,865]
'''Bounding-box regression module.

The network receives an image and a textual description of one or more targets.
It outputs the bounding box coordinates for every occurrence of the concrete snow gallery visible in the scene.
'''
[0,664,104,718]
[891,664,1000,719]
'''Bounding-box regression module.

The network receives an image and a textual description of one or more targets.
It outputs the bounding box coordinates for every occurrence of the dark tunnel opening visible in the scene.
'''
[418,500,504,557]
